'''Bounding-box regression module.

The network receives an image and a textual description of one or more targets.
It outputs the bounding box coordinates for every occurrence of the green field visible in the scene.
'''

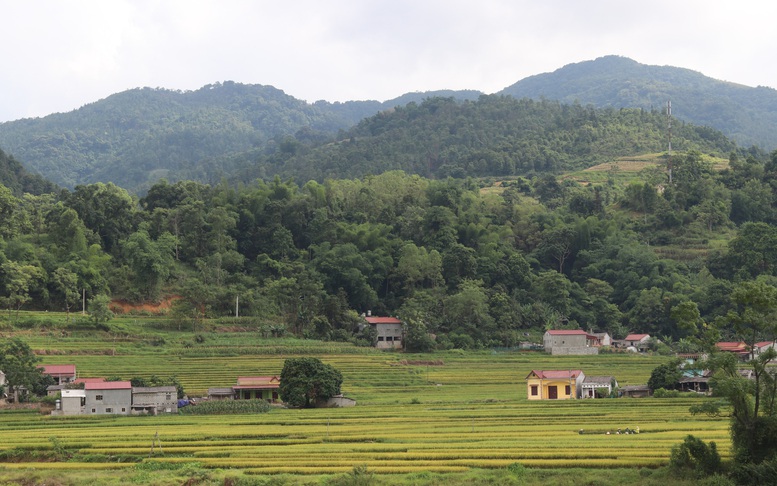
[0,317,731,485]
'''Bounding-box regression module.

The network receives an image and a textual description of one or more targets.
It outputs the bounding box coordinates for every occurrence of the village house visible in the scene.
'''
[365,315,403,349]
[678,370,712,394]
[752,341,776,358]
[715,342,750,360]
[526,370,585,400]
[543,330,599,355]
[131,386,178,415]
[591,332,612,347]
[84,381,132,415]
[39,364,76,385]
[615,334,651,352]
[582,375,618,398]
[233,376,280,402]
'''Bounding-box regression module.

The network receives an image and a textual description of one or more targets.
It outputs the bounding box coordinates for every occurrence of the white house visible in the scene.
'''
[365,316,403,349]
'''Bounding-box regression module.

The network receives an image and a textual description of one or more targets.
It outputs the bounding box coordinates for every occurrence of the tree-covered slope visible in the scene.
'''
[499,55,777,150]
[0,82,480,192]
[0,147,58,196]
[240,95,735,184]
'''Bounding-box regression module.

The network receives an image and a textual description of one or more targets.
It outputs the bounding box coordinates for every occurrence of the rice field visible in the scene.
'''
[0,321,732,484]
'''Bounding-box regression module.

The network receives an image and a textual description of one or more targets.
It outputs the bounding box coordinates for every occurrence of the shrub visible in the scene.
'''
[670,434,722,478]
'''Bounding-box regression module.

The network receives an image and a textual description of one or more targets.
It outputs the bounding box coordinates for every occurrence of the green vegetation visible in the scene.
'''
[501,55,777,150]
[279,357,343,408]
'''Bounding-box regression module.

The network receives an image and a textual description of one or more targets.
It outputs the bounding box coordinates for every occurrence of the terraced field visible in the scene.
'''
[0,321,730,484]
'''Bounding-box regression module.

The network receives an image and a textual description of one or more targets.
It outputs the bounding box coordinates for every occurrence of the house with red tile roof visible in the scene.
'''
[614,333,652,352]
[365,315,403,349]
[526,370,585,400]
[543,330,600,355]
[38,364,76,385]
[715,342,750,360]
[234,376,280,402]
[753,341,776,358]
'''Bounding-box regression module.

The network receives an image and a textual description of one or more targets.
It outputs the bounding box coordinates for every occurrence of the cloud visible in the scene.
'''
[1,0,776,122]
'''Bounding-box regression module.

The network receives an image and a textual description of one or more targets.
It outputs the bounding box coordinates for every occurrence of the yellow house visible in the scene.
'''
[525,370,585,400]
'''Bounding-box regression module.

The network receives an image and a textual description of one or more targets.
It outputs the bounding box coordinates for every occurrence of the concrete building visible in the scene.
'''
[84,381,132,415]
[543,330,599,355]
[132,386,178,415]
[365,316,403,350]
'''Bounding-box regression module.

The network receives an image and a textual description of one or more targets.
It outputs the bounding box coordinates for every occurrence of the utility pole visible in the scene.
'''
[235,295,239,318]
[82,289,86,315]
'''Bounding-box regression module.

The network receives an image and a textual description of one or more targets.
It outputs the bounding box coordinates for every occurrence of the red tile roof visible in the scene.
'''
[624,334,650,341]
[74,377,106,384]
[716,342,748,353]
[365,316,401,324]
[236,376,280,387]
[526,370,583,380]
[754,341,775,348]
[84,381,132,390]
[38,364,76,376]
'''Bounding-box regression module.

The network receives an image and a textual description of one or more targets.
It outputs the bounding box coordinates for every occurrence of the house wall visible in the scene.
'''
[551,346,599,356]
[85,389,131,415]
[375,323,403,349]
[543,333,589,353]
[237,389,279,401]
[527,379,579,400]
[60,396,85,415]
[132,390,178,414]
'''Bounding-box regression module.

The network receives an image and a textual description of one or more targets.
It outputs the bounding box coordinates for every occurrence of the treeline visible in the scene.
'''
[2,148,777,350]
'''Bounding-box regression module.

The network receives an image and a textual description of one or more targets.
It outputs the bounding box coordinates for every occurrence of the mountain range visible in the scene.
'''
[0,55,774,193]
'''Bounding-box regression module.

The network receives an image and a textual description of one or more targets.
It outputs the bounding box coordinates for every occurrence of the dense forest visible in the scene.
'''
[0,83,480,192]
[501,55,777,150]
[2,56,777,193]
[2,135,777,351]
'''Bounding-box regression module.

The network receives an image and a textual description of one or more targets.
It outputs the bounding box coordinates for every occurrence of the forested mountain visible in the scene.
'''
[0,148,58,196]
[2,142,777,353]
[226,96,736,184]
[500,55,777,150]
[0,83,480,192]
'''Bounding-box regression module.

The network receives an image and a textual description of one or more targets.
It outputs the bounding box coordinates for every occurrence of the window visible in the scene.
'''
[565,385,571,395]
[166,394,172,400]
[91,408,96,413]
[95,394,103,401]
[105,408,112,413]
[121,408,126,412]
[377,336,385,341]
[531,385,538,396]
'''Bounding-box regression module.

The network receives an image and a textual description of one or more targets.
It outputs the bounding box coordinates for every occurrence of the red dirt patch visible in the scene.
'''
[110,296,180,315]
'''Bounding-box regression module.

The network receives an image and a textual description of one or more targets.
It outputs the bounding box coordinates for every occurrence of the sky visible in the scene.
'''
[1,0,776,123]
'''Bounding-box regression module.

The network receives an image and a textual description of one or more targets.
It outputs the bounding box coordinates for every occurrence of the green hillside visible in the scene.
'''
[500,55,777,150]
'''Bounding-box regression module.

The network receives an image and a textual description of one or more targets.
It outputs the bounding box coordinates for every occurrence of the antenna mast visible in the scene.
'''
[667,100,673,183]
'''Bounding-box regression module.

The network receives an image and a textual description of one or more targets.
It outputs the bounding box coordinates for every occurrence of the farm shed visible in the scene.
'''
[132,386,178,415]
[84,381,132,415]
[582,376,618,398]
[208,387,235,400]
[543,330,599,355]
[619,385,651,398]
[365,315,403,349]
[526,370,585,400]
[234,376,280,402]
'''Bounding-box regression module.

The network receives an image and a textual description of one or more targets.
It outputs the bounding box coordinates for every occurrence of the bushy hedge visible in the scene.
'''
[178,399,271,415]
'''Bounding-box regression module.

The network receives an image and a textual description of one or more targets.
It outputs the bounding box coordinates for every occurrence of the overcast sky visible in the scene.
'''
[1,0,775,123]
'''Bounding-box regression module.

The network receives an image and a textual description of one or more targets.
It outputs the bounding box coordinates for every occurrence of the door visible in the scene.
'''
[548,385,558,399]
